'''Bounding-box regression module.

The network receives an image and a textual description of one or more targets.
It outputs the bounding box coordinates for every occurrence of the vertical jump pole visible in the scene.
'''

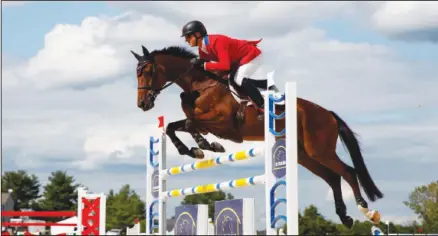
[159,131,167,235]
[77,187,84,234]
[146,118,167,235]
[286,82,299,235]
[264,82,298,235]
[264,85,276,235]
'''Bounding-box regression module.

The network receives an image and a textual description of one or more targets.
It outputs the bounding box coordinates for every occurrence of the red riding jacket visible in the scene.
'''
[198,34,262,72]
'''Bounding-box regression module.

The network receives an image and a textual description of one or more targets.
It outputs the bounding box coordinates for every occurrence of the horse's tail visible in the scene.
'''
[330,111,384,202]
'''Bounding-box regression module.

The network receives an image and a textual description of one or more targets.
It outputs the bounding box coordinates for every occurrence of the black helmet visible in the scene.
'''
[181,20,207,37]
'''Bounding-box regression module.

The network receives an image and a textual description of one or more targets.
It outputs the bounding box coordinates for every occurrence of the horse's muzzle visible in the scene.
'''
[139,90,159,111]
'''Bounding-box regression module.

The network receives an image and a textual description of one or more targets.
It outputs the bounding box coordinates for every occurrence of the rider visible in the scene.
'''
[181,20,270,120]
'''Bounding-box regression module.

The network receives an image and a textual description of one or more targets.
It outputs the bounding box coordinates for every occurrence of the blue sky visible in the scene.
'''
[2,2,121,58]
[2,1,438,231]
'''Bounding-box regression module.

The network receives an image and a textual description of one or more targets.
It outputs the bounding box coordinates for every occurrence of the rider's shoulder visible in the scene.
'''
[207,34,231,40]
[208,34,237,45]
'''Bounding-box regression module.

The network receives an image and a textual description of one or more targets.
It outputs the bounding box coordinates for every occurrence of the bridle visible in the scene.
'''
[136,58,194,100]
[136,57,242,103]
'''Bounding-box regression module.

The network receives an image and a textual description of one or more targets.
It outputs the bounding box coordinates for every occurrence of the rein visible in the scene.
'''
[137,59,245,100]
[137,60,194,93]
[202,70,247,99]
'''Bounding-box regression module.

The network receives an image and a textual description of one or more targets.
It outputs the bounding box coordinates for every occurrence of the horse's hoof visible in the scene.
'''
[210,142,226,153]
[198,141,211,150]
[370,210,381,224]
[341,216,354,229]
[190,147,205,159]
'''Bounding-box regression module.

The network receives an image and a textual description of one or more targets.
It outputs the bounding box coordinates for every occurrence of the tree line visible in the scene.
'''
[1,170,437,235]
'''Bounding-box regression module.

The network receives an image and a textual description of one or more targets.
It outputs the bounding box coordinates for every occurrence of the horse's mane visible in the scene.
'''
[150,46,197,59]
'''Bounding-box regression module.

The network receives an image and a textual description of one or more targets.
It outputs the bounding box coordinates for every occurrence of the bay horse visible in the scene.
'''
[131,45,383,228]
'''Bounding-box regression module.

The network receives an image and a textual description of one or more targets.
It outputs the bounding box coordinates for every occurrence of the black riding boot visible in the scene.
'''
[243,78,280,92]
[241,78,264,120]
[269,85,280,92]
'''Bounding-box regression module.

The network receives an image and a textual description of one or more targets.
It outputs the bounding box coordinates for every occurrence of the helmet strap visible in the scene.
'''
[194,34,202,45]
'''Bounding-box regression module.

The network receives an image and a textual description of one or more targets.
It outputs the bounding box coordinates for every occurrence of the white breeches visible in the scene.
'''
[234,54,275,87]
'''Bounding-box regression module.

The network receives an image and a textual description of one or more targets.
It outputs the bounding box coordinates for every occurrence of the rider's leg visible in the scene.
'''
[267,70,280,92]
[248,78,267,89]
[245,78,279,92]
[234,54,266,116]
[241,78,265,110]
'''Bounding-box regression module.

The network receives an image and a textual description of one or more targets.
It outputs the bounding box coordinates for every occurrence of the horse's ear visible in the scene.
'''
[142,45,150,56]
[131,50,142,61]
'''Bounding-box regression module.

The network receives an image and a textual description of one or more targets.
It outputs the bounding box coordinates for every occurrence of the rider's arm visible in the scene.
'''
[197,48,211,70]
[204,39,230,71]
[198,49,209,61]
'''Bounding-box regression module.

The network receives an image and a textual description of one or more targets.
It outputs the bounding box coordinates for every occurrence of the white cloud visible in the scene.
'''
[258,28,438,115]
[24,12,181,89]
[2,64,22,88]
[370,2,438,41]
[114,1,362,38]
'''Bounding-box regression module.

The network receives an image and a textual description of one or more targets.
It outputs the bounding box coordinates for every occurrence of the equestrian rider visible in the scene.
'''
[181,20,268,120]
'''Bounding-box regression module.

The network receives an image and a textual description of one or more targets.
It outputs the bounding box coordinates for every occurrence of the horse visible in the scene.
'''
[131,45,383,228]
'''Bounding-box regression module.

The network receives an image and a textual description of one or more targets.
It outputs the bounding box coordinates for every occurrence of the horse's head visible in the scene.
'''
[131,46,168,111]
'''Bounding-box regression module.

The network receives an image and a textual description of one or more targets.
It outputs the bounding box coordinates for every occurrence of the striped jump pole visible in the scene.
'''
[146,82,298,235]
[162,148,264,178]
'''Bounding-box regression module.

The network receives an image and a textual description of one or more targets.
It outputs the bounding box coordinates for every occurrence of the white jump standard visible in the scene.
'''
[146,82,299,235]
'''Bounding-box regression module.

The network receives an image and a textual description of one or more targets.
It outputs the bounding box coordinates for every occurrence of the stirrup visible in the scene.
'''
[257,112,264,120]
[268,85,280,92]
[256,107,264,120]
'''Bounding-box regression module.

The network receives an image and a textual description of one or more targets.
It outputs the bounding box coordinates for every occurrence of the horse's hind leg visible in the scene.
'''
[298,146,354,229]
[190,132,226,153]
[299,105,381,224]
[317,153,381,224]
[166,119,204,159]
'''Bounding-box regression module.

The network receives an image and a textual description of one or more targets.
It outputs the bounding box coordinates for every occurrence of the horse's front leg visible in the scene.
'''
[180,91,225,154]
[166,119,205,159]
[190,132,226,153]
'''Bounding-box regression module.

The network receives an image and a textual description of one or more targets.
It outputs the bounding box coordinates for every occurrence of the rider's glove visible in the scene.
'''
[190,58,205,69]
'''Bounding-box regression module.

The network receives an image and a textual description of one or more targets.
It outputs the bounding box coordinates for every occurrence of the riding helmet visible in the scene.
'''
[181,20,207,37]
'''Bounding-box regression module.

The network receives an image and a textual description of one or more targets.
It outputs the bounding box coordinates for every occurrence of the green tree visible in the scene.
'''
[106,184,145,231]
[35,171,80,221]
[181,190,234,220]
[281,212,301,235]
[337,219,376,235]
[403,180,438,233]
[299,205,338,235]
[1,170,41,210]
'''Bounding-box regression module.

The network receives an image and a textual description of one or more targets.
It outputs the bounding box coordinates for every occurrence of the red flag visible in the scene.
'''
[158,116,164,128]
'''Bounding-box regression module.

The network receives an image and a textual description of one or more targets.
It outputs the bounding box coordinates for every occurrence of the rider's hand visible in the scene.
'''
[190,58,205,69]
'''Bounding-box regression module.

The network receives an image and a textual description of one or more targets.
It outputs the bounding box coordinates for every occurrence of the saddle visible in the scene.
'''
[225,66,282,128]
